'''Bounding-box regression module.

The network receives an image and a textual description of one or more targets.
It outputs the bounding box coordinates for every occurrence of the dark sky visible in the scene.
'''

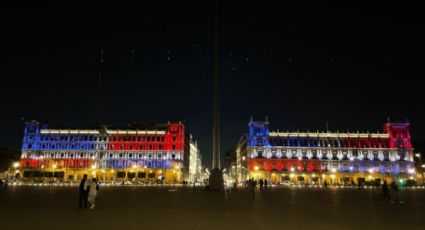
[1,1,425,166]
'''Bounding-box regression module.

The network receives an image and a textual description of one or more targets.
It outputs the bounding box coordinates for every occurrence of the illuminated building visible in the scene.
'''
[19,121,201,182]
[236,118,416,185]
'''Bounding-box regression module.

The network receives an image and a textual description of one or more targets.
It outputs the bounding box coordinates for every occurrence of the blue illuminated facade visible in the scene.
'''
[235,118,416,185]
[19,121,201,182]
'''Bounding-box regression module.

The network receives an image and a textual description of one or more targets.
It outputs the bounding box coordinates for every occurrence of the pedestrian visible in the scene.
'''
[390,181,403,204]
[259,179,264,189]
[249,179,255,198]
[381,181,390,202]
[205,179,210,191]
[324,180,328,189]
[79,174,89,209]
[87,178,99,209]
[264,179,268,188]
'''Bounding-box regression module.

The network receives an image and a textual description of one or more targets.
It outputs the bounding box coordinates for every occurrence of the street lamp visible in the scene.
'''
[11,162,20,179]
[52,164,57,182]
[13,162,20,169]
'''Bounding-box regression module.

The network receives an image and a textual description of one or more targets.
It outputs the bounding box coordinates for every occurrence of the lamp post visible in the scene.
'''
[415,153,422,185]
[421,164,425,185]
[41,165,45,182]
[12,162,20,180]
[52,164,57,183]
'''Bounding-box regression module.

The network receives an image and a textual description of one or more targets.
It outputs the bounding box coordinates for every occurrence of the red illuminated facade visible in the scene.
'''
[19,121,201,182]
[234,118,415,185]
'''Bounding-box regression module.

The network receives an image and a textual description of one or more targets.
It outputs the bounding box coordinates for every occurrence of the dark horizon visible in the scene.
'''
[1,1,425,166]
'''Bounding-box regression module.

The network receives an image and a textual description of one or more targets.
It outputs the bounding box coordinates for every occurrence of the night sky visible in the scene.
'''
[1,1,424,166]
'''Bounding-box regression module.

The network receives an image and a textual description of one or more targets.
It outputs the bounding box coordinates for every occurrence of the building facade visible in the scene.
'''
[19,121,201,183]
[236,118,416,185]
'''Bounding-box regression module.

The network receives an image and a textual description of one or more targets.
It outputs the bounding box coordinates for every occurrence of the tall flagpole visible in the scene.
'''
[209,0,224,191]
[212,0,220,170]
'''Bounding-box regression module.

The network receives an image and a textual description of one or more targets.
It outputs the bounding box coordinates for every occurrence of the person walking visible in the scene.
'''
[390,180,403,204]
[249,179,255,198]
[87,178,99,209]
[324,180,328,189]
[264,179,268,188]
[79,174,89,209]
[381,181,390,202]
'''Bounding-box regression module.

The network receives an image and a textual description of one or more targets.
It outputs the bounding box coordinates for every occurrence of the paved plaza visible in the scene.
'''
[1,185,424,230]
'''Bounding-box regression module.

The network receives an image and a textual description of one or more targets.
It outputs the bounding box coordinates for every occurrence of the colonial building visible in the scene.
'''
[236,118,416,185]
[19,121,201,183]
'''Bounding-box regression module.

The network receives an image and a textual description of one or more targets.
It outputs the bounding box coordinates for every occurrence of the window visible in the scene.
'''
[138,172,146,178]
[129,154,133,158]
[119,154,123,158]
[117,172,125,178]
[172,145,176,150]
[127,172,136,179]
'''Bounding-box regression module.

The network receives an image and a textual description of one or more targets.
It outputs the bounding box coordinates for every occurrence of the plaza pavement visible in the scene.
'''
[1,185,424,230]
